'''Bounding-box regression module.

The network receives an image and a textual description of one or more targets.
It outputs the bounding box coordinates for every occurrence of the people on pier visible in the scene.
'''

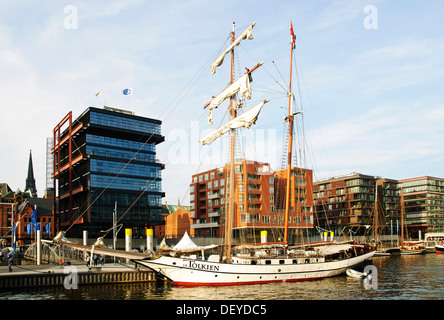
[8,257,13,272]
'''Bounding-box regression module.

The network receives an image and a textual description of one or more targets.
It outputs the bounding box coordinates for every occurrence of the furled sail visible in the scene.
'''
[199,99,269,145]
[207,73,252,125]
[210,22,256,74]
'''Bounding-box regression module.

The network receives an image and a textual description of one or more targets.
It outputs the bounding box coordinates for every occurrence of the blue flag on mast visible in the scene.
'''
[123,88,132,95]
[30,208,37,232]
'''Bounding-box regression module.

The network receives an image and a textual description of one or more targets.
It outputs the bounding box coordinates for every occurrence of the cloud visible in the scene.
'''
[314,0,382,29]
[307,101,444,180]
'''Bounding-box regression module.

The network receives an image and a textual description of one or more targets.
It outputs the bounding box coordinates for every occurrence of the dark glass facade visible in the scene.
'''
[53,107,164,238]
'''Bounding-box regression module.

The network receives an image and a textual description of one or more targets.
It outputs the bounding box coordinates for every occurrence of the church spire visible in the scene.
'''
[25,150,37,197]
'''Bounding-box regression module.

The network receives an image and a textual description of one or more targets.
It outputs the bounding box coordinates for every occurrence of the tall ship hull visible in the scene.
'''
[136,246,375,286]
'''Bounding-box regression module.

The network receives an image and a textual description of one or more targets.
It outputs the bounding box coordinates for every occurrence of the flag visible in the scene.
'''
[290,21,296,49]
[96,91,102,96]
[30,208,37,232]
[45,223,51,235]
[123,88,132,95]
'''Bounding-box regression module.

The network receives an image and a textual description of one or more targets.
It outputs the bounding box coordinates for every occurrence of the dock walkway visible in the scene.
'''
[0,260,157,289]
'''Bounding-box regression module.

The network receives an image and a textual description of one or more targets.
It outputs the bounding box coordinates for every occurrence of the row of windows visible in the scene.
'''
[86,134,155,153]
[90,206,162,222]
[90,159,161,179]
[402,185,444,194]
[90,111,161,135]
[86,145,156,163]
[240,213,313,224]
[90,174,162,192]
[90,189,162,208]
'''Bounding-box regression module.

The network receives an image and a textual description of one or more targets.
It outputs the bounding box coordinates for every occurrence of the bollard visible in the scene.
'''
[36,230,42,265]
[125,228,132,263]
[261,230,267,243]
[83,230,88,261]
[146,228,154,252]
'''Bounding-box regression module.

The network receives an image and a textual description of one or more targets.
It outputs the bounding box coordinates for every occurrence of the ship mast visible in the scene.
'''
[401,187,405,244]
[283,22,296,244]
[226,22,237,262]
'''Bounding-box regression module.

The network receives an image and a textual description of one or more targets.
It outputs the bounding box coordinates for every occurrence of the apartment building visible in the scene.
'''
[189,160,314,242]
[398,176,444,238]
[313,173,379,235]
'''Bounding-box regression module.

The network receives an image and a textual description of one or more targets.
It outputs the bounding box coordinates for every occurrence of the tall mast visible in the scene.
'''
[400,187,405,243]
[374,184,378,245]
[226,22,236,262]
[283,22,296,244]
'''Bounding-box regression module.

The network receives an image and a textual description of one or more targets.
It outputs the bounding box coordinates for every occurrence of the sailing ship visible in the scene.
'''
[399,188,426,255]
[136,22,375,286]
[373,185,400,256]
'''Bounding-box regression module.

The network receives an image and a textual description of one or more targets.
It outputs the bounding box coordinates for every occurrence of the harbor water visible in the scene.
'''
[1,253,443,300]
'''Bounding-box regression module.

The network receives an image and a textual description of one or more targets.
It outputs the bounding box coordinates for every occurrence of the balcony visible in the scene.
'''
[208,192,220,200]
[191,222,219,229]
[208,210,220,217]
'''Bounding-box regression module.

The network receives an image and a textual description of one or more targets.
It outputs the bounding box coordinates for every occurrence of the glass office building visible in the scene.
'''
[52,107,164,238]
[399,176,444,237]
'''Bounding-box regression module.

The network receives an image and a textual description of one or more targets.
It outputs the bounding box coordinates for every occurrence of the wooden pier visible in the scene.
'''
[0,262,157,289]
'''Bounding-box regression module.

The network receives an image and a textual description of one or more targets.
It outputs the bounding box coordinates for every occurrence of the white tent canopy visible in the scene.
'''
[173,231,199,250]
[159,232,219,253]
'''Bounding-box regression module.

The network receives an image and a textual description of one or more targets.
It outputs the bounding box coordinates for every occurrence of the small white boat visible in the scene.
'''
[346,268,367,279]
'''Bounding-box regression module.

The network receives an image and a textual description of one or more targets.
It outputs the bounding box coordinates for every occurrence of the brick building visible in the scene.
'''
[313,173,401,238]
[189,160,314,243]
[0,186,55,247]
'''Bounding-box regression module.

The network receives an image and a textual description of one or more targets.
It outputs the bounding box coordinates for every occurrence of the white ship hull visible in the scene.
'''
[136,250,375,286]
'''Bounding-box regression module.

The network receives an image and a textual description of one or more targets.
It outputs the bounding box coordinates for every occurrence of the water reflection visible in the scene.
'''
[2,254,444,300]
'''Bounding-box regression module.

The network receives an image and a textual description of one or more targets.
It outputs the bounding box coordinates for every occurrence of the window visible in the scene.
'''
[262,215,270,224]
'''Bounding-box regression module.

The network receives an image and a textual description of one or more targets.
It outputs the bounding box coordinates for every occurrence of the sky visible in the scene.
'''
[1,0,443,206]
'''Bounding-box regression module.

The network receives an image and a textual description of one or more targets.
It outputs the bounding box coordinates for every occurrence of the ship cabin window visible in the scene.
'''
[292,259,298,264]
[279,260,285,265]
[251,260,257,265]
[305,259,310,264]
[265,260,271,265]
